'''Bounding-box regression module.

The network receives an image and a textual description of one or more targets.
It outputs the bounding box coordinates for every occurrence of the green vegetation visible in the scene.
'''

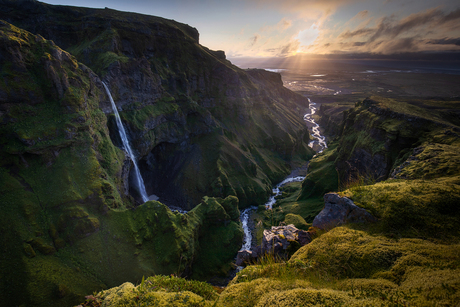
[1,0,316,210]
[208,95,460,307]
[81,276,219,307]
[0,21,244,306]
[3,0,460,305]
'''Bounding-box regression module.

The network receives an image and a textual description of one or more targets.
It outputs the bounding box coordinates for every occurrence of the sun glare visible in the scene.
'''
[296,24,319,48]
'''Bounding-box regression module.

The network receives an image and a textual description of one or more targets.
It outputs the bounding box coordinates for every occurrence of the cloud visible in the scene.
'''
[266,40,300,56]
[349,10,369,22]
[326,7,460,54]
[260,18,293,33]
[278,18,292,31]
[440,8,460,23]
[339,8,460,42]
[249,34,261,46]
[428,38,460,46]
[340,28,374,39]
[297,24,320,47]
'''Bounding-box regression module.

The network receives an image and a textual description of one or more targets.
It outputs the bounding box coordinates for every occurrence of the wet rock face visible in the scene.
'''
[312,193,377,230]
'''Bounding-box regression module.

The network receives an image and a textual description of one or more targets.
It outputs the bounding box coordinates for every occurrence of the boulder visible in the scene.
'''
[312,193,377,230]
[236,249,253,266]
[259,224,314,257]
[297,230,312,246]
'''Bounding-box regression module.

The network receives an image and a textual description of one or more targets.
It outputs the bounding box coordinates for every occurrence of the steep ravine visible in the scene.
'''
[0,4,315,306]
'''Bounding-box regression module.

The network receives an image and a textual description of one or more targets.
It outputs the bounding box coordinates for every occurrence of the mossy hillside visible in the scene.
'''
[0,20,241,306]
[215,227,460,306]
[297,142,339,200]
[67,196,242,288]
[186,196,244,279]
[80,276,219,307]
[392,132,460,180]
[1,0,314,209]
[0,22,131,306]
[333,96,452,183]
[294,96,460,214]
[340,176,460,239]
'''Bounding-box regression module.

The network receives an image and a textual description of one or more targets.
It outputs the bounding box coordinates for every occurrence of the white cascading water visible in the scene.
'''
[239,97,327,252]
[304,98,328,153]
[102,82,149,203]
[239,206,257,251]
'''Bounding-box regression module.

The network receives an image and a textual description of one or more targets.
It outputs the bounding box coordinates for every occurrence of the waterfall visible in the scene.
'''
[102,82,149,203]
[239,206,257,251]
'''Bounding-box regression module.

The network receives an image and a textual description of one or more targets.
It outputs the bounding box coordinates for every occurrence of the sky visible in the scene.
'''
[41,0,460,58]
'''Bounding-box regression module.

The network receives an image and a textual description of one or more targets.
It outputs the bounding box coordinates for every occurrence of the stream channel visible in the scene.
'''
[239,98,328,252]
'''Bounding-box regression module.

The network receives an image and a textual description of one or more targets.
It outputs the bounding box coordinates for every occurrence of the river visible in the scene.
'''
[239,97,328,252]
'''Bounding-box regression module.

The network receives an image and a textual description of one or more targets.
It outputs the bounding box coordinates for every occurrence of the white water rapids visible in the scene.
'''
[239,97,327,251]
[102,82,150,203]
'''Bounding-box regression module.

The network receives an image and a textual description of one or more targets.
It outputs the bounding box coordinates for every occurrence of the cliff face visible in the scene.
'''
[1,0,313,209]
[0,22,243,304]
[299,95,460,204]
[0,1,314,306]
[334,97,449,184]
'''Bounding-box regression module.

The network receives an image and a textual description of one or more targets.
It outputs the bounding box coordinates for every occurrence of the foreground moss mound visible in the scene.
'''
[219,227,460,306]
[81,276,219,307]
[93,226,460,306]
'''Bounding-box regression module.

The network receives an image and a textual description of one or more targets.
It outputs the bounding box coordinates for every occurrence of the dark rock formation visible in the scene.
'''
[237,224,313,266]
[0,0,314,209]
[312,193,377,230]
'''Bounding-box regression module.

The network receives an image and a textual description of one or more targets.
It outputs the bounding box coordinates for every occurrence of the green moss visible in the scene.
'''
[220,278,311,307]
[298,144,339,201]
[290,227,460,280]
[284,214,310,231]
[394,142,460,179]
[120,100,180,131]
[341,176,460,239]
[89,279,218,307]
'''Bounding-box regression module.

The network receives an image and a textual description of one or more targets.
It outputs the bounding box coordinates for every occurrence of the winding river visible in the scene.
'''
[239,98,328,252]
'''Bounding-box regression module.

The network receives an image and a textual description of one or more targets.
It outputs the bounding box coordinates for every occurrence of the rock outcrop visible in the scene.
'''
[236,224,313,266]
[312,193,377,230]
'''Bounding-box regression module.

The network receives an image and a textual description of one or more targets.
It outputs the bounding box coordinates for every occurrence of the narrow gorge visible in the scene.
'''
[239,96,328,254]
[0,1,314,305]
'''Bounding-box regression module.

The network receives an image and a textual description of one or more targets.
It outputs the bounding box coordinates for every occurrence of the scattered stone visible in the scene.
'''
[312,193,377,230]
[251,224,315,260]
